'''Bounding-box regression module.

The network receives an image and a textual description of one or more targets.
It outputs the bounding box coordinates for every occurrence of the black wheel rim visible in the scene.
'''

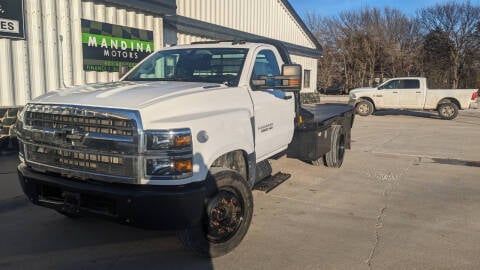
[206,188,244,243]
[338,134,345,161]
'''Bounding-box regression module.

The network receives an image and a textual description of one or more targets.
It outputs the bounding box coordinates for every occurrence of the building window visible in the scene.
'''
[304,70,311,88]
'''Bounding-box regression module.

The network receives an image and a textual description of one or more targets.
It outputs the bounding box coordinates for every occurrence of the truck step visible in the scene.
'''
[254,172,291,193]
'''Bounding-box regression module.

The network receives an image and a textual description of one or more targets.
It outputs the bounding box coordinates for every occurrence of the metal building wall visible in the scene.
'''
[0,0,164,107]
[176,0,316,49]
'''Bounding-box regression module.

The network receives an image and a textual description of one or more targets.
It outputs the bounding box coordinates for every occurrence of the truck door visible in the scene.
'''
[375,80,400,109]
[397,79,424,109]
[248,49,295,161]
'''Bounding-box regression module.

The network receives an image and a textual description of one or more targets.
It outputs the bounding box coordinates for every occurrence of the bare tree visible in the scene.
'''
[306,8,423,92]
[417,1,480,88]
[306,2,479,92]
[422,29,455,88]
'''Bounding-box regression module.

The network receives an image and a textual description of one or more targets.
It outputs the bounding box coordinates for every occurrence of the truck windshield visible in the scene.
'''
[124,48,249,86]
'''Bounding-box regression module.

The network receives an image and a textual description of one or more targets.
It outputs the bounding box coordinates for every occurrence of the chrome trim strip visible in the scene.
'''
[20,140,138,158]
[143,147,193,156]
[84,133,134,143]
[38,199,64,206]
[27,161,136,182]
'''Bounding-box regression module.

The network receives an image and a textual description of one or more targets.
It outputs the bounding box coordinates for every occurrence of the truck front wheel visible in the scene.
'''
[177,169,253,257]
[438,102,459,120]
[355,100,374,116]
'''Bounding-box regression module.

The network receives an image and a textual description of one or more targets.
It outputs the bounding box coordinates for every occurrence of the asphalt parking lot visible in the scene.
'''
[1,109,479,270]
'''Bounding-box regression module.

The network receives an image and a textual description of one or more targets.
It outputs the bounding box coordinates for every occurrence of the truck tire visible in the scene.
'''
[177,168,253,257]
[320,125,345,168]
[438,102,459,120]
[355,100,374,116]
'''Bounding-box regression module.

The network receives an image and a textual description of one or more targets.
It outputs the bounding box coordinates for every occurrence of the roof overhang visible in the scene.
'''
[99,0,322,58]
[165,15,322,59]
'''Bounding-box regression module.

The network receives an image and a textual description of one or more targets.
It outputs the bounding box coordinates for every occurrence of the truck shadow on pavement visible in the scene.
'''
[0,154,215,270]
[430,158,480,168]
[0,206,215,270]
[372,109,440,119]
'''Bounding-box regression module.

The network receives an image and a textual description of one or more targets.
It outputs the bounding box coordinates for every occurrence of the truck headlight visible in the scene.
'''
[145,158,192,178]
[144,129,193,179]
[145,129,192,150]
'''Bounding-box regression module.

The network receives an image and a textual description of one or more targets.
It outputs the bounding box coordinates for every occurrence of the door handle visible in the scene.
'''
[393,91,399,93]
[416,91,421,93]
[283,95,292,100]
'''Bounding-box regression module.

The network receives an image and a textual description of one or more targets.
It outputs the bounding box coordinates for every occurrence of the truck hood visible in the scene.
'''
[31,81,228,110]
[350,87,377,95]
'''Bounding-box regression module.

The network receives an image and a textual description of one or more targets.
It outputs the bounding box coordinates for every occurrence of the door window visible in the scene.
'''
[399,80,420,89]
[251,50,281,87]
[380,79,420,90]
[380,80,401,90]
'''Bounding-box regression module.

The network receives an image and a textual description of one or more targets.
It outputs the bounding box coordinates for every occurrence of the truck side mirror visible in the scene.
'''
[280,64,302,91]
[252,64,302,92]
[119,65,131,78]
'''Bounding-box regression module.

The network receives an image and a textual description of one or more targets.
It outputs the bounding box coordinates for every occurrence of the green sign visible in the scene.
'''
[81,19,154,72]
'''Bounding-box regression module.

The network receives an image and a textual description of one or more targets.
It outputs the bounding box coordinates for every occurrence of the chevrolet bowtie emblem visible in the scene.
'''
[55,128,84,141]
[66,134,83,141]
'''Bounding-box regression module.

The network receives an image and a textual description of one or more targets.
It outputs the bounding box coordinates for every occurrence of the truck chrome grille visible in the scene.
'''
[25,144,135,178]
[24,105,136,137]
[19,104,142,183]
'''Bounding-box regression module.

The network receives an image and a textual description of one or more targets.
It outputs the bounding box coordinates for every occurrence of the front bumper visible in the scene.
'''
[348,98,356,106]
[18,163,206,230]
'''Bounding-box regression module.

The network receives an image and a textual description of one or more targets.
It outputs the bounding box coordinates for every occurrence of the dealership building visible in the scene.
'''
[0,0,321,109]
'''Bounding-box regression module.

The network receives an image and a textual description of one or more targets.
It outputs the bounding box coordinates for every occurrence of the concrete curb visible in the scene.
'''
[319,95,349,104]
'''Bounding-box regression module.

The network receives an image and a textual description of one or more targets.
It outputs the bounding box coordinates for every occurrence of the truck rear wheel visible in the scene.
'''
[177,169,253,257]
[438,102,459,120]
[319,125,345,168]
[355,100,374,116]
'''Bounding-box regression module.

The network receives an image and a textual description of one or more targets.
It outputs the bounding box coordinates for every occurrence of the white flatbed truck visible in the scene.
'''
[16,41,355,257]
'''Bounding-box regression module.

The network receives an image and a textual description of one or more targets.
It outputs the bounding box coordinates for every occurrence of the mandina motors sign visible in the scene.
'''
[81,19,154,72]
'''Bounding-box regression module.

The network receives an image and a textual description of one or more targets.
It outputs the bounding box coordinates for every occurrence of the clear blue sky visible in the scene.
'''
[289,0,480,18]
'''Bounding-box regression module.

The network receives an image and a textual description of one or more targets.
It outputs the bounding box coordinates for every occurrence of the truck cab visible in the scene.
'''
[16,41,354,257]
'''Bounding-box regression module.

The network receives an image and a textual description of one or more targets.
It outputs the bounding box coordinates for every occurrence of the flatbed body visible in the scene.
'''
[303,103,355,125]
[287,103,355,162]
